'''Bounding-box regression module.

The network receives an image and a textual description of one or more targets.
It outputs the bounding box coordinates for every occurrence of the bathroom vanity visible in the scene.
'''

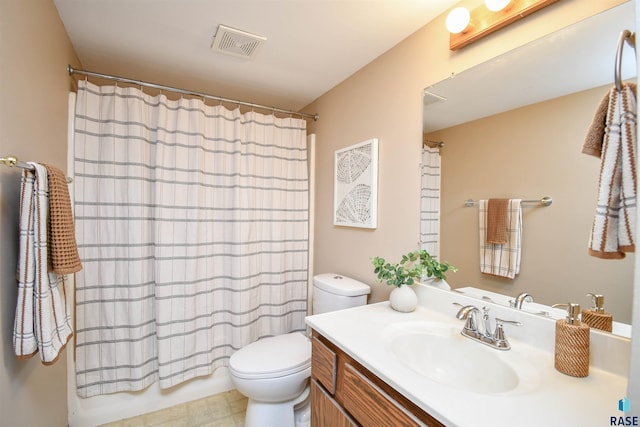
[311,330,443,426]
[306,284,630,426]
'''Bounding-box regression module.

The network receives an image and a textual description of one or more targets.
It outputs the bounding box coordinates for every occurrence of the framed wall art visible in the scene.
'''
[333,138,378,228]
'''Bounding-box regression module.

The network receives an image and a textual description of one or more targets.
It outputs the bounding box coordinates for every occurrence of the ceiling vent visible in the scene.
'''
[211,25,266,59]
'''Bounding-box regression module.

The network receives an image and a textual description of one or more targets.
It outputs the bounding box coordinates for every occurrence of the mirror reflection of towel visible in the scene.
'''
[479,199,522,279]
[486,198,509,244]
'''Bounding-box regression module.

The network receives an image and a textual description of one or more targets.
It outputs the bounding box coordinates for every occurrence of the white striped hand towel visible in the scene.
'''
[13,163,73,364]
[588,83,637,258]
[479,199,522,279]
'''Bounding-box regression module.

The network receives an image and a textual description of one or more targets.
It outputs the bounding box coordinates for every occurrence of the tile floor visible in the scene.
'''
[98,389,248,427]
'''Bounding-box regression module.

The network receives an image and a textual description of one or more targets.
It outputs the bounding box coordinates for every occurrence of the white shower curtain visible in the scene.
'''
[73,80,309,397]
[420,146,441,257]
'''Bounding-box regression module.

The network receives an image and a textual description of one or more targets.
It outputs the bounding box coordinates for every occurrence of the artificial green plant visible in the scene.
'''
[371,250,457,287]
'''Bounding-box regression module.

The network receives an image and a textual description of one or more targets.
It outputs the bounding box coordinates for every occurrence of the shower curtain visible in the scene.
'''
[72,80,309,398]
[420,145,441,257]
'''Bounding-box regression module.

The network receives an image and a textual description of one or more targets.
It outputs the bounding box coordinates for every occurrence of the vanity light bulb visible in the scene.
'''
[484,0,511,12]
[446,7,471,34]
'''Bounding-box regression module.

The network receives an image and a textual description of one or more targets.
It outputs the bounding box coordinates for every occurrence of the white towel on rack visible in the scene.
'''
[479,199,522,279]
[13,163,73,364]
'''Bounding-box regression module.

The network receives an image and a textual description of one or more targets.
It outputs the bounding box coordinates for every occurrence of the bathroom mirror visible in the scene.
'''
[422,2,636,335]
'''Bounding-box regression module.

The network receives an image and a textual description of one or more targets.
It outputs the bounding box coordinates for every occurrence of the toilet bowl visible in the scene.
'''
[229,274,370,427]
[229,332,311,427]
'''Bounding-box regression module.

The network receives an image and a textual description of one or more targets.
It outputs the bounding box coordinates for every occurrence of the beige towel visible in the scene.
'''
[42,163,82,274]
[486,198,509,244]
[479,199,522,279]
[583,83,636,158]
[587,83,637,259]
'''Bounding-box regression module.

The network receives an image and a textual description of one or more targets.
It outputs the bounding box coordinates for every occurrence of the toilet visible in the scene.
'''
[229,273,371,427]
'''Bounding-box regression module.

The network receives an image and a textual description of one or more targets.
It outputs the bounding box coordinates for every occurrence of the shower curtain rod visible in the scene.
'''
[423,139,444,148]
[67,65,319,121]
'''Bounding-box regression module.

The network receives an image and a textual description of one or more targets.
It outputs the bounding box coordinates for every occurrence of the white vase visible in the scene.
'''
[421,276,451,290]
[389,285,418,312]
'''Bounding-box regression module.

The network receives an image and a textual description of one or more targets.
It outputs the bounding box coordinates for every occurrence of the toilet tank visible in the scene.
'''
[312,273,371,315]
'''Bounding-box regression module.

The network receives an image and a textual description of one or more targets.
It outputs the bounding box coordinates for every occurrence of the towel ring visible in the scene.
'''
[615,29,636,91]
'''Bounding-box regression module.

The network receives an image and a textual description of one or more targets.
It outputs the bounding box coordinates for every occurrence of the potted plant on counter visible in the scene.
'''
[371,251,421,312]
[371,250,457,312]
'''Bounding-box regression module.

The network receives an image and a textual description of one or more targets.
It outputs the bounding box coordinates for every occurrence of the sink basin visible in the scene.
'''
[382,321,540,395]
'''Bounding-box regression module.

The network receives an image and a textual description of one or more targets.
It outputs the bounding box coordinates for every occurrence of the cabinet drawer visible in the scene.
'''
[342,363,427,427]
[311,335,337,394]
[311,379,357,427]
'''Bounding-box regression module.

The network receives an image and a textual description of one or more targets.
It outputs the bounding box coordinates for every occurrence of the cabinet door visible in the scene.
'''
[311,335,337,394]
[342,363,427,427]
[311,379,357,427]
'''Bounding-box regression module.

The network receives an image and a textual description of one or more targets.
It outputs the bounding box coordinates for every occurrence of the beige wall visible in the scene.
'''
[304,0,628,304]
[429,85,634,323]
[0,0,80,425]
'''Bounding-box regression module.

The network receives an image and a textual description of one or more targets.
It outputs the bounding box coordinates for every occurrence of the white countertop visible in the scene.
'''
[305,284,628,427]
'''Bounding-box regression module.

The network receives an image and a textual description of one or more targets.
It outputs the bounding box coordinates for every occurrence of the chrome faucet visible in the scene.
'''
[455,305,481,334]
[510,292,534,310]
[454,304,522,350]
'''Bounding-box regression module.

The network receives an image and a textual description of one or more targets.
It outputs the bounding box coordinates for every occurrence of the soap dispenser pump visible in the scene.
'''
[551,303,590,378]
[582,293,613,332]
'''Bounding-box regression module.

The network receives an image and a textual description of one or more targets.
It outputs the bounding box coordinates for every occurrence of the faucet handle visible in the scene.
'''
[493,318,522,349]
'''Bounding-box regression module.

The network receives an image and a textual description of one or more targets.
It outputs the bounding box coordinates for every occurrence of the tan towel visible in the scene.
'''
[479,199,522,279]
[486,198,509,244]
[583,83,637,158]
[42,163,82,274]
[587,83,637,259]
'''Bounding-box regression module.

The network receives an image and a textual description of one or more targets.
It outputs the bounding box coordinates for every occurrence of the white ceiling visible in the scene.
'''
[53,0,459,112]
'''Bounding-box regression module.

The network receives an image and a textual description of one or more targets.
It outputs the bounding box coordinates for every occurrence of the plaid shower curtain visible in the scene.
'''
[72,80,309,397]
[420,145,441,258]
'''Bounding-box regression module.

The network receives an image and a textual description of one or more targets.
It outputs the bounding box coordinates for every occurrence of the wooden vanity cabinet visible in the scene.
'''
[310,330,445,427]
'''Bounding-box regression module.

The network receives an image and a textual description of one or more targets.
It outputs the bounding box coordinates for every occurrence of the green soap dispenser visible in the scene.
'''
[552,303,590,378]
[582,293,613,333]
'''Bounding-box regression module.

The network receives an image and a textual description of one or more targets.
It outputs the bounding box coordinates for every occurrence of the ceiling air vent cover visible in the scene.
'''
[211,25,266,59]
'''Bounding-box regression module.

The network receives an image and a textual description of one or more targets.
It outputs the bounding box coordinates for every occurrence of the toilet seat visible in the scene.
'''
[229,332,311,380]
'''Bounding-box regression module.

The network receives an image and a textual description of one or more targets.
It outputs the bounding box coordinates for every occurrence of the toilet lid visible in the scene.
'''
[229,332,311,379]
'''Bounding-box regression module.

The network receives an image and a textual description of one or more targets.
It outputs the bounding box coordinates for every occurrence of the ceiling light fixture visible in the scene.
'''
[484,0,511,12]
[447,0,560,51]
[445,7,471,34]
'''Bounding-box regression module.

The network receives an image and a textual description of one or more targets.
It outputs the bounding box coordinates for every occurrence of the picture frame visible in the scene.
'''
[333,138,378,228]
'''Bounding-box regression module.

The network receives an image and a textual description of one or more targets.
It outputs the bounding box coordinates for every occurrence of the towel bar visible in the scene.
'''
[1,155,73,183]
[1,155,32,170]
[464,197,552,207]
